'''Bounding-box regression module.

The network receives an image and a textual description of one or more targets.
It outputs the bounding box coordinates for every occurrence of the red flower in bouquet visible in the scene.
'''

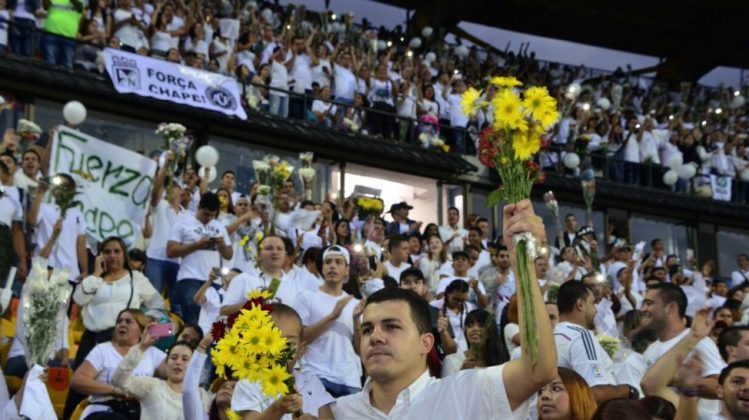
[478,128,498,168]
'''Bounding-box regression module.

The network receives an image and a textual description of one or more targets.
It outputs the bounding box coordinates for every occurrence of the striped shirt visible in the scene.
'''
[554,321,615,387]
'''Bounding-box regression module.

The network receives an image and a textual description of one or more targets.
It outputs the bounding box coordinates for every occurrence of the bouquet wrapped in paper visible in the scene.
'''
[355,196,385,221]
[156,122,191,201]
[462,76,560,364]
[298,152,315,200]
[596,334,620,359]
[22,258,72,367]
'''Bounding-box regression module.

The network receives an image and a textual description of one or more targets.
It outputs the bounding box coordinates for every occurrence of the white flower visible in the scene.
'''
[431,138,444,147]
[257,185,272,195]
[253,160,270,172]
[418,133,429,144]
[299,167,316,181]
[29,279,47,294]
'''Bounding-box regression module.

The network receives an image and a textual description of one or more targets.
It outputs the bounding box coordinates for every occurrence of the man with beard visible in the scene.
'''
[478,244,515,316]
[716,361,749,420]
[641,283,725,399]
[582,272,620,338]
[554,281,635,402]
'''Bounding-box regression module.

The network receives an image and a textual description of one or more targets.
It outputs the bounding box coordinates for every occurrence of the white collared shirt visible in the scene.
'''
[333,366,529,419]
[231,370,334,418]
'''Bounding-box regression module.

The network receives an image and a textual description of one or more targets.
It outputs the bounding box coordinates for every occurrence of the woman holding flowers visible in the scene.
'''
[183,334,236,420]
[112,326,207,420]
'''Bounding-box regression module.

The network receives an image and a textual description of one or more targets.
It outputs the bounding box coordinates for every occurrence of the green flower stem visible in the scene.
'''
[515,239,539,365]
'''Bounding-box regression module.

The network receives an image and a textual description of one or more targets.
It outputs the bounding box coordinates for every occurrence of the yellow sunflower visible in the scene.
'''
[493,90,524,130]
[512,131,542,161]
[235,358,262,382]
[214,331,243,368]
[460,87,486,118]
[490,76,523,90]
[247,289,273,302]
[522,87,559,129]
[241,328,264,355]
[260,364,292,397]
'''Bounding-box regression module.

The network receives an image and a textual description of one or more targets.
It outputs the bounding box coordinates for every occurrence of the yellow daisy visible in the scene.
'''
[225,409,240,420]
[260,364,292,397]
[460,87,486,118]
[260,327,288,356]
[235,358,261,382]
[247,289,273,302]
[522,87,559,129]
[512,131,541,161]
[214,331,243,368]
[493,90,524,130]
[241,328,264,355]
[490,76,523,90]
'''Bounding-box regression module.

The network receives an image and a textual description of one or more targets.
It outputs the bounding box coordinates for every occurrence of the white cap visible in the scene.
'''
[322,245,350,265]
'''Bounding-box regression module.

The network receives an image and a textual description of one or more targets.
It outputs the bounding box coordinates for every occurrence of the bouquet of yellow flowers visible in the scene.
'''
[462,76,560,364]
[212,290,300,407]
[355,196,385,220]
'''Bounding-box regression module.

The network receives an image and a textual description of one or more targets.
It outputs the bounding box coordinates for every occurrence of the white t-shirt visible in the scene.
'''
[333,366,529,420]
[448,93,469,127]
[613,347,647,396]
[198,286,223,336]
[290,53,312,94]
[295,290,362,388]
[81,342,165,417]
[223,271,316,311]
[384,260,411,283]
[146,201,183,262]
[0,11,9,46]
[504,323,520,355]
[269,59,289,95]
[312,99,337,116]
[231,371,334,418]
[554,321,616,387]
[33,203,86,280]
[438,225,467,253]
[169,216,231,282]
[643,329,726,377]
[114,9,145,50]
[430,299,475,352]
[333,64,356,101]
[0,192,22,227]
[594,299,619,338]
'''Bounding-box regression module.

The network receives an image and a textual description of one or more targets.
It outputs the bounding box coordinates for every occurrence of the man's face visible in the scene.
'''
[183,168,198,184]
[221,173,236,191]
[399,276,426,297]
[22,152,40,177]
[617,248,633,262]
[727,331,749,363]
[716,283,729,297]
[360,301,432,384]
[496,250,511,270]
[535,257,549,279]
[546,303,559,328]
[272,313,305,370]
[581,291,597,330]
[322,255,349,283]
[452,256,469,274]
[279,193,291,212]
[283,180,294,195]
[468,230,481,248]
[583,277,603,302]
[196,207,218,224]
[653,268,667,281]
[653,240,664,252]
[294,38,305,54]
[260,237,286,271]
[395,241,410,262]
[641,289,669,333]
[369,223,385,242]
[738,255,749,270]
[477,220,489,238]
[447,209,459,226]
[565,216,577,232]
[717,367,749,419]
[0,155,16,176]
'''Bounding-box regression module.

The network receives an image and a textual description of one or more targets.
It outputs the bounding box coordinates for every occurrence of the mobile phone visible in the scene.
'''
[149,323,174,338]
[211,267,222,277]
[686,248,694,260]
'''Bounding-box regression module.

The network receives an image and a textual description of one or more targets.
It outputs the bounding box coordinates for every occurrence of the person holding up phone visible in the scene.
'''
[72,236,165,371]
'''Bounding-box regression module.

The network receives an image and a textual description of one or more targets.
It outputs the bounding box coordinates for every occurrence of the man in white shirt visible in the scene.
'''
[27,173,88,282]
[446,79,469,154]
[555,213,578,249]
[581,272,619,338]
[717,326,749,364]
[218,170,241,205]
[478,244,515,316]
[436,250,487,309]
[295,246,363,397]
[641,283,726,399]
[364,217,386,262]
[289,34,313,119]
[221,235,313,315]
[554,280,636,402]
[334,199,556,418]
[0,160,27,283]
[731,254,749,285]
[332,46,357,105]
[438,206,467,254]
[13,149,41,191]
[269,46,294,118]
[467,227,491,274]
[167,192,232,325]
[231,303,335,419]
[715,361,749,420]
[383,235,411,282]
[144,152,185,300]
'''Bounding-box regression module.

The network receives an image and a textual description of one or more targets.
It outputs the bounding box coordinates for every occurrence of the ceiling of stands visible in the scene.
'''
[374,0,749,83]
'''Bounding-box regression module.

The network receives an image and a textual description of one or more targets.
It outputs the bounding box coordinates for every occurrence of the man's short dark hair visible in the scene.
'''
[564,213,576,221]
[400,267,425,283]
[447,206,459,214]
[0,151,17,163]
[22,148,41,161]
[280,236,294,256]
[651,238,662,247]
[198,192,220,212]
[556,281,591,315]
[299,200,315,209]
[718,326,749,362]
[477,217,488,224]
[719,360,749,385]
[221,170,235,178]
[365,288,432,335]
[388,235,407,252]
[468,226,482,236]
[270,303,304,340]
[302,247,321,265]
[739,253,749,259]
[649,283,687,318]
[0,160,8,176]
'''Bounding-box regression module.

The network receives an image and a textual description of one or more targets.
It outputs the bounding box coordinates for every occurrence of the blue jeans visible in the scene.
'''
[269,93,289,118]
[6,355,63,378]
[451,127,467,154]
[43,34,75,68]
[319,378,360,398]
[174,279,205,325]
[144,257,179,301]
[9,17,35,57]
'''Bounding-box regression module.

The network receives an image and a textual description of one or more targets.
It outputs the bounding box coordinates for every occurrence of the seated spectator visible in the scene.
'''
[430,279,475,352]
[441,309,505,377]
[67,309,166,419]
[311,86,337,127]
[537,367,598,420]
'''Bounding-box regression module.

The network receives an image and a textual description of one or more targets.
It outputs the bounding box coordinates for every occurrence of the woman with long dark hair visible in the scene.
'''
[419,234,447,293]
[441,309,507,376]
[333,218,353,246]
[430,279,475,351]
